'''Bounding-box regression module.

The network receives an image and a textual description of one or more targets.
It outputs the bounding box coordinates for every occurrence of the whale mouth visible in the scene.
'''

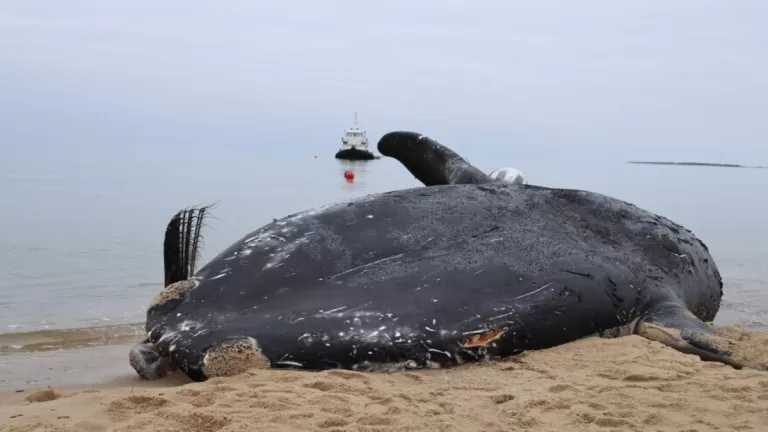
[129,340,177,380]
[158,354,178,374]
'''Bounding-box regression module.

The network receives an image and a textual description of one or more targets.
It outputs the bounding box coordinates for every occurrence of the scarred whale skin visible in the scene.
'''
[144,180,725,381]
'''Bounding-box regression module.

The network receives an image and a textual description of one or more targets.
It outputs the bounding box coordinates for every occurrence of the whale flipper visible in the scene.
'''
[635,302,766,371]
[377,131,493,186]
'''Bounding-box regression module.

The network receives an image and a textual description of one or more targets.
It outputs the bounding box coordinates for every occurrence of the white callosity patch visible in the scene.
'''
[489,167,526,184]
[149,279,200,309]
[202,336,271,378]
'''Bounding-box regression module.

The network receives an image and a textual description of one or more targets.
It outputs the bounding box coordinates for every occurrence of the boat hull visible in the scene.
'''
[335,148,377,160]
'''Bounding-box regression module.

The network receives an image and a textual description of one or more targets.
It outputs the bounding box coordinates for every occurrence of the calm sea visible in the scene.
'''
[0,150,766,387]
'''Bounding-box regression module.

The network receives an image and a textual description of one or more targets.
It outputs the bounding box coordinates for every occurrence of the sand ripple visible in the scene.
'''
[2,326,767,432]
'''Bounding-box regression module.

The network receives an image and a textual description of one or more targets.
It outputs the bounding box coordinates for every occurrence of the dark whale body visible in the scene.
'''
[130,131,758,382]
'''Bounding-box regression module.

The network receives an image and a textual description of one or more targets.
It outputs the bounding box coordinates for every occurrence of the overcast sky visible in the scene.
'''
[1,0,766,178]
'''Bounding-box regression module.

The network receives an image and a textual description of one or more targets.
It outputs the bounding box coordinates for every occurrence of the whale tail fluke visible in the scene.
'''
[163,204,215,287]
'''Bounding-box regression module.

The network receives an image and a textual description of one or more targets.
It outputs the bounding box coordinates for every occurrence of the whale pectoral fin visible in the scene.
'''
[636,303,766,371]
[377,131,493,186]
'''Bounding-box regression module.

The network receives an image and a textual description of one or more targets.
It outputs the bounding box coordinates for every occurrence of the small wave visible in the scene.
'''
[0,322,145,354]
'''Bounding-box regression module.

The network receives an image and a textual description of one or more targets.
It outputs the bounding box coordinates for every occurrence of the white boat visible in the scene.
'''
[335,112,377,160]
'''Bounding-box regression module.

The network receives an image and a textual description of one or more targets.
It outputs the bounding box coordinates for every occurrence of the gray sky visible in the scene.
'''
[1,0,767,178]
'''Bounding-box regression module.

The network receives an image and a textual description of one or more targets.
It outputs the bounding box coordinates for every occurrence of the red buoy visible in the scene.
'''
[344,170,355,181]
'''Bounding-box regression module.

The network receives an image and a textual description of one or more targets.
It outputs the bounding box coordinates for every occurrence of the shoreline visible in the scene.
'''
[1,323,766,388]
[1,326,766,431]
[0,343,141,391]
[2,321,768,391]
[0,323,144,356]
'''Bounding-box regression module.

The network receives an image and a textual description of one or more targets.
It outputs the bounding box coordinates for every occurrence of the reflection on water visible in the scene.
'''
[336,159,375,192]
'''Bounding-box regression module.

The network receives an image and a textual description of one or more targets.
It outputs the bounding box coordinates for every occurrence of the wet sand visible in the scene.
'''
[0,344,140,390]
[1,326,767,432]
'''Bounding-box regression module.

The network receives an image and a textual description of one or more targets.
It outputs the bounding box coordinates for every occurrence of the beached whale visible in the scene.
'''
[130,131,761,382]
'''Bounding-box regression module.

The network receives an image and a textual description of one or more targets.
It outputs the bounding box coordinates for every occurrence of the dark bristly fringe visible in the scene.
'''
[163,204,214,287]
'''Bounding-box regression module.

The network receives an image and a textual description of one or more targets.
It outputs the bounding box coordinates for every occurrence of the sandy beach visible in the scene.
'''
[2,325,767,432]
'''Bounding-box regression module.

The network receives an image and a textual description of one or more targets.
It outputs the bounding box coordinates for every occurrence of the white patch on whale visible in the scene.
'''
[178,320,200,332]
[327,253,405,279]
[264,236,310,270]
[276,360,303,367]
[514,283,553,300]
[209,269,230,280]
[319,306,348,315]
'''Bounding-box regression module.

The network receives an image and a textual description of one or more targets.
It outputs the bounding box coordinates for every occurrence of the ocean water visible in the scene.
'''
[0,152,766,376]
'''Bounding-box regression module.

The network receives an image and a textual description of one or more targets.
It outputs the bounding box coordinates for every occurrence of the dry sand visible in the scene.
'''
[2,326,767,432]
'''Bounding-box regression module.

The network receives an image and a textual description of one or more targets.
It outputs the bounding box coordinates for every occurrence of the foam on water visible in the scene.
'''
[0,323,145,354]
